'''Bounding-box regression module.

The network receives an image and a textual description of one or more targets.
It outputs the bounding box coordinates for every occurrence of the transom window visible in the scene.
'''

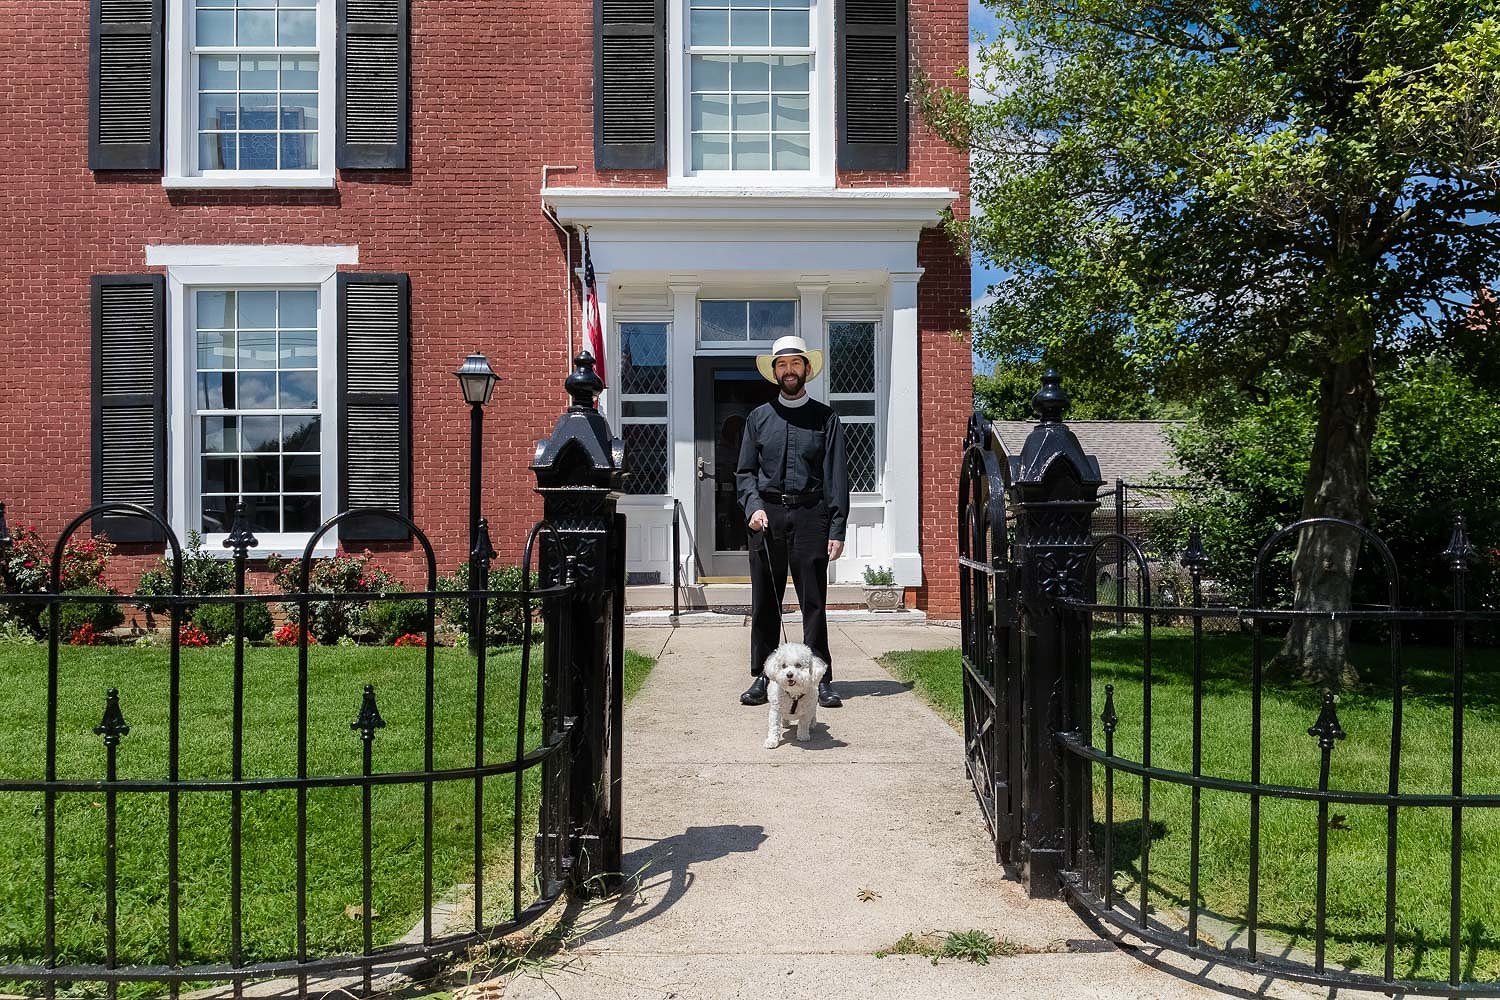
[828,321,879,493]
[687,0,814,172]
[618,323,670,496]
[194,0,321,172]
[699,299,797,343]
[194,288,323,535]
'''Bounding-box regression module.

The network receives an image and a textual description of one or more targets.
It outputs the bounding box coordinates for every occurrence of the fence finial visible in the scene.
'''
[0,502,11,551]
[94,688,131,748]
[472,517,498,571]
[567,351,604,410]
[1182,528,1210,578]
[1307,691,1346,751]
[1443,514,1474,571]
[351,684,386,742]
[1031,369,1070,424]
[1101,684,1119,737]
[222,500,259,558]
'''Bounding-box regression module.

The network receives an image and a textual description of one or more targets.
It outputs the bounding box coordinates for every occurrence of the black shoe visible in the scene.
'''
[818,680,843,708]
[740,676,768,706]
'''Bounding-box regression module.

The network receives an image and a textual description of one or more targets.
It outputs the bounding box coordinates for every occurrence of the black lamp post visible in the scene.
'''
[455,353,499,653]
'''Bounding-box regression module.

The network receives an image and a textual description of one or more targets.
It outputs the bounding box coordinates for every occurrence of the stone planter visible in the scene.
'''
[864,585,903,613]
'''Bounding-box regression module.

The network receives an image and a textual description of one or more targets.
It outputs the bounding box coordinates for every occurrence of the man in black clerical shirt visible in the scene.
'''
[735,335,850,709]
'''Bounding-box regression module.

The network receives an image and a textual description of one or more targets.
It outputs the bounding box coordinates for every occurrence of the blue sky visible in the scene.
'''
[967,0,1004,371]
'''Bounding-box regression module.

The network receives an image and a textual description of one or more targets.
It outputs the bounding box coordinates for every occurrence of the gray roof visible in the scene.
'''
[989,420,1182,486]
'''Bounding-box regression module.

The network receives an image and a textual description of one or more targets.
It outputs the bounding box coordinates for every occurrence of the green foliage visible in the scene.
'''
[875,930,1017,965]
[1164,360,1500,612]
[265,548,397,645]
[0,526,115,637]
[862,564,896,587]
[437,564,540,647]
[364,597,433,644]
[134,531,235,614]
[57,586,125,638]
[189,602,274,644]
[974,359,1178,421]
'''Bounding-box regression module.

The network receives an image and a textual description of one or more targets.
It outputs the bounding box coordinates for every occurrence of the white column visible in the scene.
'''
[884,271,924,587]
[667,279,701,583]
[798,277,829,404]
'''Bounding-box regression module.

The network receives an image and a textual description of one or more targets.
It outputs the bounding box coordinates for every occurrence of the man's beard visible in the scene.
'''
[779,373,805,396]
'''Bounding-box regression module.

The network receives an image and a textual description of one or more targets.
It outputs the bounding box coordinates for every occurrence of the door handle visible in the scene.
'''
[697,457,714,481]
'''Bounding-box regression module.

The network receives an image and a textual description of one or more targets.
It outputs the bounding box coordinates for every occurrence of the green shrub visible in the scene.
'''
[265,548,397,645]
[134,531,237,614]
[438,564,539,647]
[365,597,432,644]
[189,601,274,643]
[0,525,115,637]
[57,586,125,638]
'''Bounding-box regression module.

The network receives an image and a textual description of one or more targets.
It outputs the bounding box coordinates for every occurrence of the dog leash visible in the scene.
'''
[756,525,803,714]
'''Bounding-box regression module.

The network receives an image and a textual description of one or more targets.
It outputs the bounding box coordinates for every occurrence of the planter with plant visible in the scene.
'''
[861,565,903,613]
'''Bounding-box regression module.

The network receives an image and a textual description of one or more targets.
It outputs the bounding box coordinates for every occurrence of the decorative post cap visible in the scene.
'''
[222,500,259,557]
[567,352,605,410]
[1444,515,1475,571]
[94,689,131,748]
[1307,691,1346,751]
[1100,683,1119,736]
[0,502,11,550]
[351,684,387,742]
[1032,370,1070,424]
[1182,528,1210,577]
[472,517,498,568]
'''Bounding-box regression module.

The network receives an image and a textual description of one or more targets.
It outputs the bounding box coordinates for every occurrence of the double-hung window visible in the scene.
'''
[828,320,880,493]
[685,0,817,177]
[167,0,336,186]
[618,323,670,496]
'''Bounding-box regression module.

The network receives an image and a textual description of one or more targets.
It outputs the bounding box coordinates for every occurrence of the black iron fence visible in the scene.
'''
[960,375,1499,998]
[0,354,628,999]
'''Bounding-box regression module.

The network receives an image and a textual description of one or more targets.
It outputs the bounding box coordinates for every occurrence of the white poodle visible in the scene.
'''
[762,642,829,749]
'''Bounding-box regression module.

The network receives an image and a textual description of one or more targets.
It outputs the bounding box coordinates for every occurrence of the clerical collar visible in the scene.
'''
[776,392,810,408]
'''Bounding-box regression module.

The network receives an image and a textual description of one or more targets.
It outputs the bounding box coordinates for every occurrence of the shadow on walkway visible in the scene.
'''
[829,678,911,699]
[570,824,768,946]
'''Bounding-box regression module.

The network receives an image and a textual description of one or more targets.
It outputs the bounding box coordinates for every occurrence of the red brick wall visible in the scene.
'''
[0,0,969,604]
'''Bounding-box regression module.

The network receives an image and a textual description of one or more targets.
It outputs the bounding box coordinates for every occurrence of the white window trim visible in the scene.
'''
[164,259,343,558]
[668,0,836,189]
[824,314,884,499]
[163,0,338,190]
[615,318,673,498]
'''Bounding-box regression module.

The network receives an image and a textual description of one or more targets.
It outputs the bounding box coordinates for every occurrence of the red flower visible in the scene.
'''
[68,624,99,646]
[273,623,318,647]
[393,633,426,648]
[177,625,211,648]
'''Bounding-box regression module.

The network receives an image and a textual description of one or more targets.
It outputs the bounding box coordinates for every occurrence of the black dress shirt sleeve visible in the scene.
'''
[736,409,766,524]
[824,409,850,542]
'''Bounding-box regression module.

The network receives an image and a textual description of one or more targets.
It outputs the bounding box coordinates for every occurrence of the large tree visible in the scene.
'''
[930,0,1500,685]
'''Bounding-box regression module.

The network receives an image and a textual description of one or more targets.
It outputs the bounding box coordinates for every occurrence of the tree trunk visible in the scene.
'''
[1273,349,1379,689]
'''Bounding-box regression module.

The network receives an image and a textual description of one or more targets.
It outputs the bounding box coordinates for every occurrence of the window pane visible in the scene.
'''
[619,323,668,395]
[772,132,810,170]
[770,8,808,45]
[690,55,731,91]
[832,399,876,417]
[280,133,316,169]
[729,9,769,44]
[771,55,810,92]
[239,132,278,170]
[732,133,769,169]
[200,132,236,169]
[622,423,669,495]
[279,329,318,368]
[243,455,280,493]
[279,371,318,409]
[243,498,280,534]
[283,454,320,492]
[241,415,280,451]
[731,56,770,91]
[238,372,278,409]
[198,373,235,410]
[692,133,731,171]
[202,457,240,494]
[237,290,277,328]
[201,497,233,535]
[199,56,238,90]
[700,300,747,341]
[749,300,795,340]
[690,9,729,45]
[237,9,276,45]
[622,400,668,419]
[238,330,277,369]
[846,422,878,493]
[277,8,316,45]
[201,416,238,453]
[280,92,318,129]
[279,290,318,328]
[281,414,321,451]
[283,496,321,532]
[281,56,319,90]
[772,94,808,130]
[240,56,278,91]
[732,94,769,132]
[197,290,234,328]
[198,331,235,369]
[691,94,730,132]
[200,94,232,129]
[238,92,278,128]
[829,321,876,393]
[196,9,235,45]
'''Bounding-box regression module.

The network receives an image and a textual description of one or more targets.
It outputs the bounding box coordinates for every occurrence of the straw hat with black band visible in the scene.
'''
[756,335,823,385]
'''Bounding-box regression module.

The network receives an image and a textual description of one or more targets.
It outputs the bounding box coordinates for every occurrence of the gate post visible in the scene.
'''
[533,352,627,889]
[1008,371,1102,897]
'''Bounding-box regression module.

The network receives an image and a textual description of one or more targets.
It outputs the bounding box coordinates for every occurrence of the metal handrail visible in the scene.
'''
[671,499,707,619]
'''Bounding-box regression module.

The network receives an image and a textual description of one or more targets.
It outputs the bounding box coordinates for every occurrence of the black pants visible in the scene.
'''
[748,502,833,680]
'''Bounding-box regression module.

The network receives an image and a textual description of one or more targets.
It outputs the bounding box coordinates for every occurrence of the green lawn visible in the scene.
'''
[0,642,654,983]
[883,630,1500,983]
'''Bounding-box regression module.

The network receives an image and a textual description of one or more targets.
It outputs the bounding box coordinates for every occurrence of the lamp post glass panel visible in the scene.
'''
[455,353,499,653]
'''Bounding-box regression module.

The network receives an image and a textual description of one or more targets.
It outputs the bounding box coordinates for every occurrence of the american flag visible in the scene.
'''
[582,230,607,387]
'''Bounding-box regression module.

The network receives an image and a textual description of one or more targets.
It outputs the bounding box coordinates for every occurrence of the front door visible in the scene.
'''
[694,356,778,580]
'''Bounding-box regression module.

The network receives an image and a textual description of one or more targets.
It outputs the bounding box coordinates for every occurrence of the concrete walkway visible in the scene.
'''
[500,623,1326,1000]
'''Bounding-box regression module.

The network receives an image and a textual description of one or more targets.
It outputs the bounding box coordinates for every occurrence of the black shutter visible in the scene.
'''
[337,0,410,169]
[89,0,164,170]
[836,0,909,171]
[91,276,167,543]
[595,0,665,169]
[338,274,411,540]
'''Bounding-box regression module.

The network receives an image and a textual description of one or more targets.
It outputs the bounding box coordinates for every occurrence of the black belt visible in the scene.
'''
[762,491,823,507]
